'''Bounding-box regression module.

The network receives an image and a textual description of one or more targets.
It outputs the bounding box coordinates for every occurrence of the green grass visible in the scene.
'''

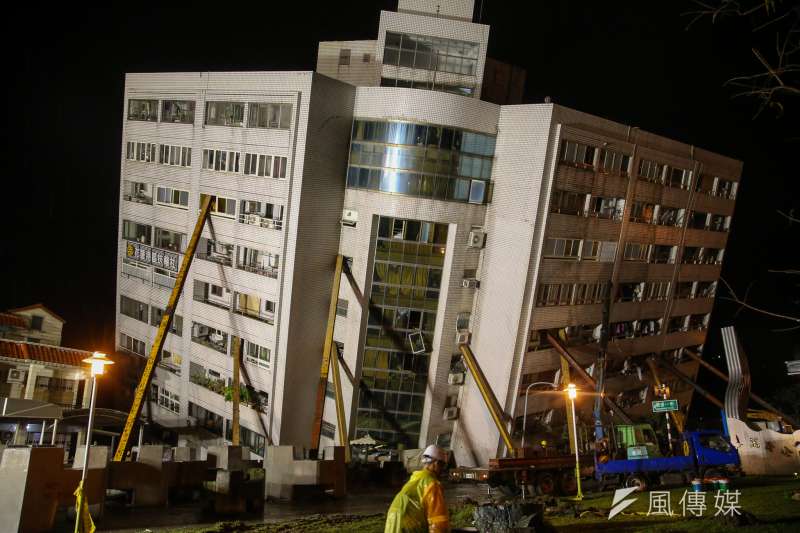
[546,476,800,532]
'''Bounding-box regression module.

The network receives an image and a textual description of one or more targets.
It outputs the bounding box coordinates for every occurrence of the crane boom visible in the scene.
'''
[113,195,214,461]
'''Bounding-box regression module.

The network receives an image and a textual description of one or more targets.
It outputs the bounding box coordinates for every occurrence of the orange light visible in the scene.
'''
[82,352,114,377]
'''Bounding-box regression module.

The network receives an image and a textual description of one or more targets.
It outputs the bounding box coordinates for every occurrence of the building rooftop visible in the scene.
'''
[7,303,66,323]
[0,339,90,368]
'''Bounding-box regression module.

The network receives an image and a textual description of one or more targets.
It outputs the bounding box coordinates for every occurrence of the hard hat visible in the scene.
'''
[422,444,447,463]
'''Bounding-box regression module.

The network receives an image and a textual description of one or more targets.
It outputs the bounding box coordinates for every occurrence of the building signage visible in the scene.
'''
[126,241,179,272]
[652,399,679,413]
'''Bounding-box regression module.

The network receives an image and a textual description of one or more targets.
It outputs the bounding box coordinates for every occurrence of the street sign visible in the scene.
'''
[652,399,679,413]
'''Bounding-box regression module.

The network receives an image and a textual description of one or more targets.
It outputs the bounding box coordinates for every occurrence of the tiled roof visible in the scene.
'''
[0,312,28,328]
[0,339,91,368]
[7,304,66,323]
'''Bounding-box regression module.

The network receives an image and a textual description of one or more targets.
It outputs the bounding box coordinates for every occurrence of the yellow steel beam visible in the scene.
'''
[330,342,350,462]
[114,195,214,461]
[458,344,516,457]
[310,254,345,451]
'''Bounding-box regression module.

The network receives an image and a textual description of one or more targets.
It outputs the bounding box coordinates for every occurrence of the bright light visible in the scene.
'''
[567,383,577,400]
[82,351,114,377]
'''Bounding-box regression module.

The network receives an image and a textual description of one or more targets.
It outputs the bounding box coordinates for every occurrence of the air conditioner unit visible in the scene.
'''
[245,214,261,225]
[443,407,460,421]
[467,230,486,249]
[447,372,465,386]
[455,330,471,345]
[341,208,358,227]
[209,333,224,343]
[7,369,26,384]
[461,278,480,289]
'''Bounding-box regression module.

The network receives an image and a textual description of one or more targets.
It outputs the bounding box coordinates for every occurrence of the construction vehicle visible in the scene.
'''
[594,427,741,491]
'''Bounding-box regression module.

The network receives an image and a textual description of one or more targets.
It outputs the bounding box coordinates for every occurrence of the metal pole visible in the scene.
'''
[51,418,58,445]
[137,424,144,457]
[521,382,556,450]
[570,395,583,500]
[662,387,673,454]
[39,419,46,445]
[75,375,97,533]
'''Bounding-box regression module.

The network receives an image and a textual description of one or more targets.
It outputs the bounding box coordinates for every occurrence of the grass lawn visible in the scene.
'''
[155,476,799,532]
[546,475,800,532]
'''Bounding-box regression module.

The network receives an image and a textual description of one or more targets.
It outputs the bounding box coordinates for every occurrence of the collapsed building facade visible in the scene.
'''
[114,0,741,466]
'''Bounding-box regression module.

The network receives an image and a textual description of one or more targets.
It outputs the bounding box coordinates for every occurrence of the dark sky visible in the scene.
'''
[3,2,798,417]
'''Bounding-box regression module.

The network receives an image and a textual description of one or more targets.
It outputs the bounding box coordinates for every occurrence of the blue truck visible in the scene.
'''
[594,424,741,491]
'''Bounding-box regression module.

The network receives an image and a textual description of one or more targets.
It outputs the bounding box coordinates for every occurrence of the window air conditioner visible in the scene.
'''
[455,330,471,345]
[341,208,358,227]
[461,278,480,289]
[447,372,465,386]
[443,407,460,421]
[467,230,486,249]
[7,369,26,383]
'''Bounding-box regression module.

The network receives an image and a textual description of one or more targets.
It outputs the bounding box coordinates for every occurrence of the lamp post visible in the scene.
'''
[521,382,557,450]
[566,383,583,501]
[75,352,113,533]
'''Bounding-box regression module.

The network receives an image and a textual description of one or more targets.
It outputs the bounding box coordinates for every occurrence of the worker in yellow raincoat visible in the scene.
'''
[385,444,450,533]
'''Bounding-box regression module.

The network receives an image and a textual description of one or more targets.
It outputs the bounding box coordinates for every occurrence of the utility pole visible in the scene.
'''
[593,282,612,441]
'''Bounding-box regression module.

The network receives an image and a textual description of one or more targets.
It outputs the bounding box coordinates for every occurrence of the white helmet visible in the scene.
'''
[422,444,447,463]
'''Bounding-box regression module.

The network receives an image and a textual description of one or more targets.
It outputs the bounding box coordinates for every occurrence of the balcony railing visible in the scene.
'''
[153,270,176,289]
[123,192,153,205]
[238,213,283,230]
[232,307,275,325]
[191,334,228,354]
[194,295,231,311]
[189,373,226,395]
[236,262,279,279]
[197,251,233,267]
[157,360,181,376]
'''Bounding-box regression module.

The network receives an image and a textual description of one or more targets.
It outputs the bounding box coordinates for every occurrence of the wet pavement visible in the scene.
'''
[67,482,490,532]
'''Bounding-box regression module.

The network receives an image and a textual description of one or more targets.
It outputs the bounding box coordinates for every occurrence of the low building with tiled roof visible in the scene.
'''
[0,303,64,346]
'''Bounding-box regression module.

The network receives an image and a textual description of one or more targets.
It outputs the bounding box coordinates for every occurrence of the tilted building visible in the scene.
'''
[114,0,741,465]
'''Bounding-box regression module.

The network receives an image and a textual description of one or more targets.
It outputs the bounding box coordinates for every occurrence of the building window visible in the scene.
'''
[122,219,151,244]
[599,148,631,176]
[205,101,245,127]
[197,237,234,266]
[560,140,596,169]
[200,194,236,218]
[244,340,270,369]
[542,238,581,259]
[617,282,644,302]
[126,141,158,163]
[239,200,284,230]
[191,322,229,354]
[233,292,276,324]
[643,281,670,301]
[667,316,688,333]
[154,227,187,253]
[30,316,44,331]
[629,202,656,224]
[157,386,180,414]
[336,299,348,317]
[363,53,371,63]
[623,242,650,262]
[657,206,685,227]
[161,100,195,124]
[188,401,223,436]
[338,49,351,66]
[123,180,153,205]
[150,306,183,336]
[550,190,586,216]
[714,178,737,200]
[638,159,665,183]
[193,280,232,310]
[346,120,494,204]
[247,103,293,130]
[573,282,608,304]
[697,281,717,298]
[159,144,192,167]
[666,167,692,189]
[120,295,149,323]
[651,245,676,264]
[243,153,287,178]
[383,31,479,76]
[156,186,189,209]
[536,283,575,306]
[120,333,146,356]
[587,196,625,220]
[127,99,158,121]
[202,149,241,173]
[236,246,280,278]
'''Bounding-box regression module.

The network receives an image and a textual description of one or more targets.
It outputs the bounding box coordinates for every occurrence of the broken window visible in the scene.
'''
[687,211,709,230]
[666,167,692,189]
[617,282,644,302]
[657,206,685,227]
[650,245,676,264]
[587,196,625,220]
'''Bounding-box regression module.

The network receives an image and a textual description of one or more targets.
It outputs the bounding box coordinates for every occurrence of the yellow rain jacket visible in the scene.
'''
[385,469,450,533]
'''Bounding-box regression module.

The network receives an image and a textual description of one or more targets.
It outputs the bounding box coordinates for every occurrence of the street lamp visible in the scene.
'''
[566,383,583,501]
[75,352,113,533]
[521,382,557,450]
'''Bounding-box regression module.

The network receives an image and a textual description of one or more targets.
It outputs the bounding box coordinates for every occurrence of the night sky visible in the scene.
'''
[3,2,798,420]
